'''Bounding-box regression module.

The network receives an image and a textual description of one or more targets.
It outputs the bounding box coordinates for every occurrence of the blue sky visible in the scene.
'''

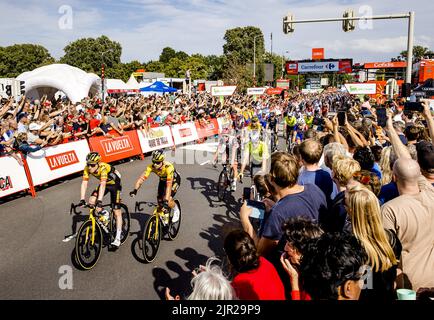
[0,0,433,64]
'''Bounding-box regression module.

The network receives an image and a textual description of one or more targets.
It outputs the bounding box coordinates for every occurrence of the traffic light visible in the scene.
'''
[5,85,12,97]
[20,81,25,95]
[343,9,356,32]
[101,65,105,79]
[283,12,295,34]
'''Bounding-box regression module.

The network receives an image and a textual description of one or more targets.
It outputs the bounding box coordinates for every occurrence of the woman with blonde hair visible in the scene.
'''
[345,185,401,301]
[379,146,393,185]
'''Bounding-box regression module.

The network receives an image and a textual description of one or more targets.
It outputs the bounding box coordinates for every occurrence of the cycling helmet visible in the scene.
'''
[252,116,259,123]
[151,149,165,163]
[86,152,101,164]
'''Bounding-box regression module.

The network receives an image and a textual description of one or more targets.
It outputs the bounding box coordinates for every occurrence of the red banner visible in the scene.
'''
[312,48,324,60]
[266,87,284,95]
[88,131,143,163]
[195,119,219,139]
[339,60,353,74]
[286,62,298,75]
[364,62,407,69]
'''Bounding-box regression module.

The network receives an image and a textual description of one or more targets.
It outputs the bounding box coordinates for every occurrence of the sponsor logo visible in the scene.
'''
[147,128,165,139]
[179,128,192,138]
[46,151,79,170]
[101,136,133,156]
[0,176,13,191]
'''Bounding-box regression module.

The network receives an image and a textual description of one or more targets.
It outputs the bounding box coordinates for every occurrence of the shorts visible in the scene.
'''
[157,172,181,199]
[91,182,122,209]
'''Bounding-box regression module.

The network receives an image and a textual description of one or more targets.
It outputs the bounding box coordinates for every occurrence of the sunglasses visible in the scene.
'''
[88,163,98,168]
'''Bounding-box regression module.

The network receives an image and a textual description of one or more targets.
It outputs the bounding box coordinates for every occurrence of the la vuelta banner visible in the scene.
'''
[171,122,199,145]
[88,131,142,163]
[0,155,30,198]
[137,126,174,153]
[195,119,219,139]
[26,139,90,186]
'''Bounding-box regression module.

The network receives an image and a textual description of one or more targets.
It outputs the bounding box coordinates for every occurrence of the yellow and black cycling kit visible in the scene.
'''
[83,162,122,209]
[140,161,181,199]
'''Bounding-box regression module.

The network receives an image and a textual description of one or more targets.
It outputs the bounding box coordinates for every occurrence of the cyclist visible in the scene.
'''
[292,117,307,146]
[129,150,181,225]
[266,112,279,152]
[79,152,123,247]
[238,130,269,183]
[284,111,297,145]
[212,126,240,191]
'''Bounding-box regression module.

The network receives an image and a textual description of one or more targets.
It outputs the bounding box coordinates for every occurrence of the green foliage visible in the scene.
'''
[394,46,434,63]
[60,35,122,75]
[0,44,54,77]
[223,26,265,85]
[159,47,177,63]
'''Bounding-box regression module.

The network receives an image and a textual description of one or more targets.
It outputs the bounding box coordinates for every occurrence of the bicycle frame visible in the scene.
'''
[149,206,164,241]
[83,206,110,246]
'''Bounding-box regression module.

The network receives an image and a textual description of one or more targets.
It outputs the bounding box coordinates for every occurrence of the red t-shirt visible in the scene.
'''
[147,116,154,126]
[232,256,286,300]
[89,119,101,130]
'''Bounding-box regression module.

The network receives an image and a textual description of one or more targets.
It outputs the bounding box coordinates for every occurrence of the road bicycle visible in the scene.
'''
[217,162,234,201]
[135,199,182,263]
[71,202,130,270]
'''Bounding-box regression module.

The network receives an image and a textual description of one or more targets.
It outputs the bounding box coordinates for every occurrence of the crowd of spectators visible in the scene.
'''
[163,92,434,301]
[2,89,433,301]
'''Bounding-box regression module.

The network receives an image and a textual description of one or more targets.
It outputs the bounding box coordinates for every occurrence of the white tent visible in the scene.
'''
[126,74,140,90]
[17,64,100,103]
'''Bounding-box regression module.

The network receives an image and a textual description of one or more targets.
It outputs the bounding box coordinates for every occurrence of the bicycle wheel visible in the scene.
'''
[109,204,131,245]
[75,220,102,270]
[217,171,228,201]
[142,215,161,263]
[168,200,182,240]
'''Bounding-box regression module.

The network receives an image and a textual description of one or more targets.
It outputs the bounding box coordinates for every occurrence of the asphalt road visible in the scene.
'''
[0,142,247,300]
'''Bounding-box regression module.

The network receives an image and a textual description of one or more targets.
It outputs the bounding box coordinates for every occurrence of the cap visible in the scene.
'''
[29,122,42,131]
[416,141,434,172]
[110,108,117,114]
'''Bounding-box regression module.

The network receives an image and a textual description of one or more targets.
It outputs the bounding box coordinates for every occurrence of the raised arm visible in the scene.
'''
[385,111,412,160]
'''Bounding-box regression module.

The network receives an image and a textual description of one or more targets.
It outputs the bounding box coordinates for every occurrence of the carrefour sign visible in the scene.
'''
[298,61,339,73]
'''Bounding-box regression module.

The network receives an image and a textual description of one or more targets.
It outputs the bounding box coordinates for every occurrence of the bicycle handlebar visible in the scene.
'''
[70,202,96,215]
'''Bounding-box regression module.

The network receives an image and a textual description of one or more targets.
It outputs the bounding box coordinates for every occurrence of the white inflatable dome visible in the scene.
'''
[17,64,100,103]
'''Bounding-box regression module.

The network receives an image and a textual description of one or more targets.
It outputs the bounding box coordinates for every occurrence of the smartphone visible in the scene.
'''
[246,200,265,220]
[243,187,251,201]
[376,107,387,128]
[404,102,424,112]
[338,111,346,126]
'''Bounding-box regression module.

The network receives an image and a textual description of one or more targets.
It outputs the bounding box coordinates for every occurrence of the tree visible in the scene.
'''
[202,55,225,80]
[223,26,265,85]
[399,45,434,62]
[0,44,54,77]
[159,47,177,63]
[146,60,165,73]
[60,35,122,76]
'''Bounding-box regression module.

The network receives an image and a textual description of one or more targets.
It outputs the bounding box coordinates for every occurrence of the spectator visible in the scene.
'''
[353,147,381,179]
[17,112,29,133]
[346,185,401,301]
[280,217,323,300]
[297,139,335,203]
[416,141,434,185]
[223,230,285,300]
[325,156,361,233]
[165,258,235,300]
[299,233,367,300]
[240,152,328,258]
[381,112,434,292]
[353,170,382,197]
[393,121,408,145]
